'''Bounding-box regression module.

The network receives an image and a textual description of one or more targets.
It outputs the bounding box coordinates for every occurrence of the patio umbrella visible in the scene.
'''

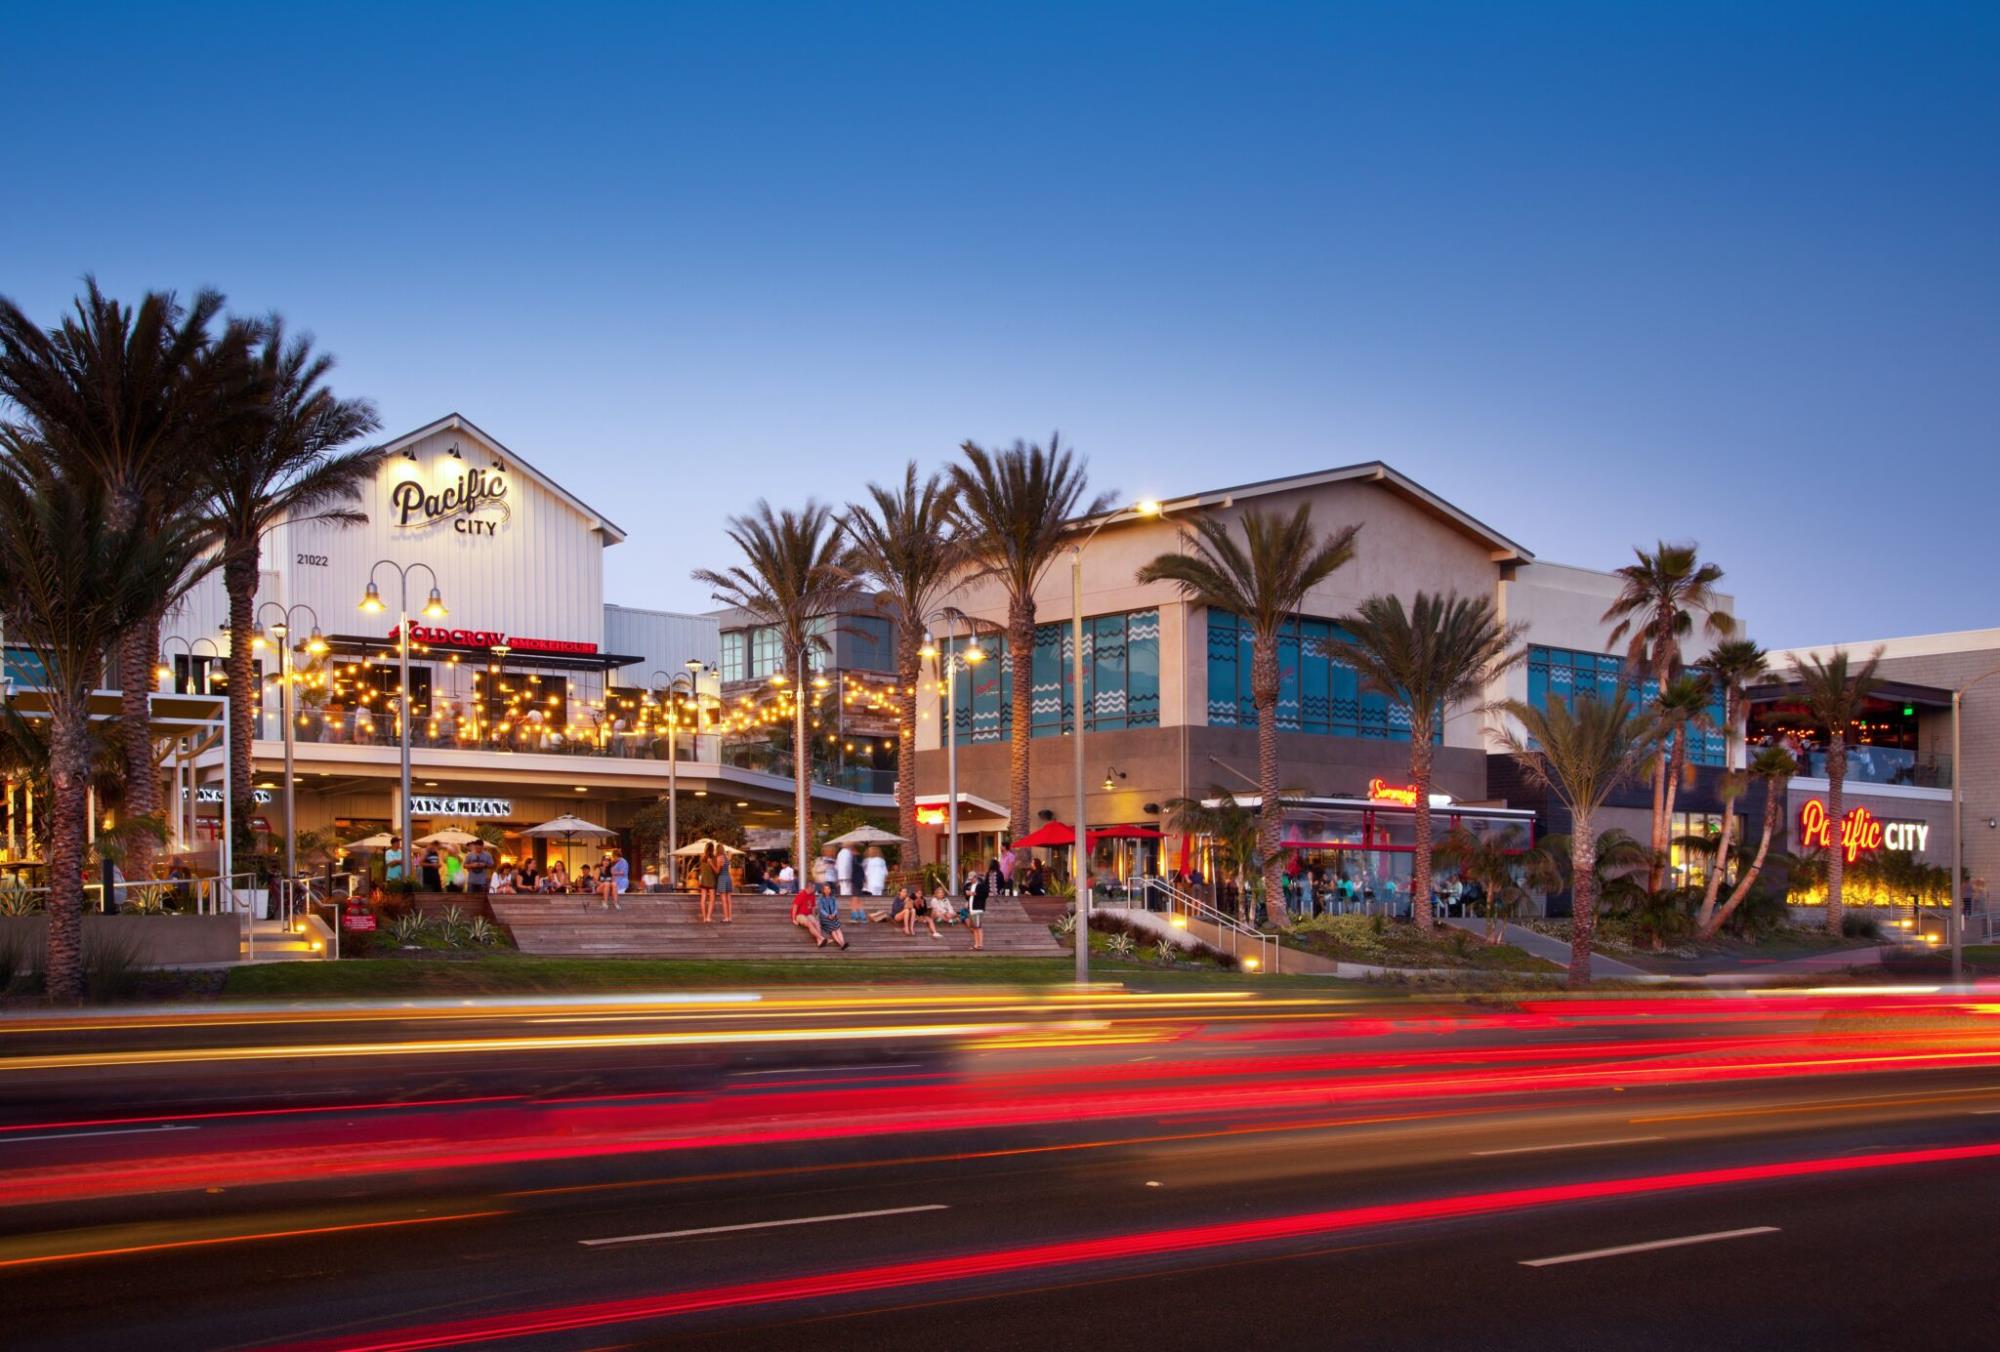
[347,833,395,850]
[521,815,617,863]
[671,837,745,856]
[415,828,483,847]
[1011,821,1075,850]
[824,825,905,847]
[1088,825,1164,844]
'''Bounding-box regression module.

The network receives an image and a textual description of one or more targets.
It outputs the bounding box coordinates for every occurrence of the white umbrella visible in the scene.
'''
[347,833,395,850]
[521,815,617,839]
[671,836,744,856]
[824,825,905,847]
[415,828,483,847]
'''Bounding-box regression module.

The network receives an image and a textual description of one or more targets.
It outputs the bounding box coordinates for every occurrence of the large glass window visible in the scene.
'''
[749,626,783,680]
[946,609,1161,744]
[720,631,747,683]
[1526,645,1726,768]
[1206,610,1416,741]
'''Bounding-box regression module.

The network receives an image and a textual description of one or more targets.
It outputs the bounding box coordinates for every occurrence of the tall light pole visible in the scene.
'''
[255,603,328,895]
[1951,662,2000,983]
[920,618,985,895]
[651,659,707,885]
[1070,499,1162,985]
[158,635,222,854]
[359,563,447,875]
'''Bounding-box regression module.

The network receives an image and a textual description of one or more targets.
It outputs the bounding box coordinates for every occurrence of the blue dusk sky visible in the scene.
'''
[2,2,1995,647]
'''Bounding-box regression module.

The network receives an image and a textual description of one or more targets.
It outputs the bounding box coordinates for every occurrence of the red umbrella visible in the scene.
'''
[1011,821,1076,850]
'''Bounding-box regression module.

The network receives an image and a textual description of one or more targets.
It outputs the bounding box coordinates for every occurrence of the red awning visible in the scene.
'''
[1092,825,1164,842]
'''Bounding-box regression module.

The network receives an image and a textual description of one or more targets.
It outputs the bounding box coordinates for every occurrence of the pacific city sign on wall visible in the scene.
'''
[1798,799,1930,863]
[391,452,511,537]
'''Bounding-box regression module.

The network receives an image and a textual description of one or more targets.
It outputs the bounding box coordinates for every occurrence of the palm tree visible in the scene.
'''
[1601,542,1733,893]
[1701,746,1798,937]
[948,436,1112,875]
[1694,638,1769,932]
[1138,505,1360,928]
[200,319,382,856]
[694,502,860,869]
[1163,788,1261,914]
[1494,687,1661,986]
[1651,672,1717,890]
[0,282,256,880]
[843,464,959,862]
[1790,647,1883,936]
[0,436,205,999]
[1435,823,1532,943]
[1329,592,1523,931]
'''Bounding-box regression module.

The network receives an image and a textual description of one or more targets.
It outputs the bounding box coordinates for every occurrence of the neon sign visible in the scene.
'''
[916,807,947,826]
[1367,777,1421,807]
[395,624,599,656]
[1797,799,1931,862]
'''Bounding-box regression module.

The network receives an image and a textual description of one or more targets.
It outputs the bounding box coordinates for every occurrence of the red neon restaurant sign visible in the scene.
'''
[1367,777,1421,807]
[1799,799,1884,864]
[393,624,598,656]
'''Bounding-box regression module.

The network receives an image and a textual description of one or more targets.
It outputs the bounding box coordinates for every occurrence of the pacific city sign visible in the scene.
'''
[1798,799,1930,863]
[391,457,510,537]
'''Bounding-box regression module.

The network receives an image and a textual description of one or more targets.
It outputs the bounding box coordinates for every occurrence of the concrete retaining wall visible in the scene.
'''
[0,914,242,967]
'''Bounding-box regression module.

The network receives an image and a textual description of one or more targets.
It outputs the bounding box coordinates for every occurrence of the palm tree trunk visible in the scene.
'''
[1251,635,1286,929]
[225,553,259,860]
[1409,734,1436,932]
[1695,807,1737,932]
[1703,777,1781,938]
[790,643,812,877]
[1659,736,1687,891]
[43,707,92,1004]
[1569,813,1597,988]
[1007,598,1034,878]
[1646,653,1671,893]
[1825,737,1847,936]
[894,632,919,879]
[117,609,166,885]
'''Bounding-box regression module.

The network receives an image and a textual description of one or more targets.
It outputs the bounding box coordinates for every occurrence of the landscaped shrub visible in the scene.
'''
[1842,911,1883,940]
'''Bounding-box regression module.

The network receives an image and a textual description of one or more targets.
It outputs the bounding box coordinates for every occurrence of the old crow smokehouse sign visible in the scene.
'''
[393,460,510,536]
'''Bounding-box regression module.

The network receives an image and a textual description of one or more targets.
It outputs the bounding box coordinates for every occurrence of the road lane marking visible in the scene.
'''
[1520,1226,1779,1267]
[730,1063,924,1076]
[1474,1136,1662,1156]
[581,1204,948,1247]
[0,1124,195,1144]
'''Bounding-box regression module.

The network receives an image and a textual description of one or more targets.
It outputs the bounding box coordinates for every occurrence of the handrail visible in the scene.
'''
[1109,875,1278,974]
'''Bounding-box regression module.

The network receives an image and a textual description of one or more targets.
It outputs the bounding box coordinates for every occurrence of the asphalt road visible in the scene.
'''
[3,984,1999,1350]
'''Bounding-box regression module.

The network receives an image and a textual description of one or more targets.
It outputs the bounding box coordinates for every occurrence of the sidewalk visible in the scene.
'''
[1442,916,1648,978]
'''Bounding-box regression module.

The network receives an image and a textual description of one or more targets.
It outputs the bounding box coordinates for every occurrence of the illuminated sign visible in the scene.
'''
[1367,777,1421,807]
[186,787,272,805]
[916,807,947,826]
[391,458,510,537]
[397,625,599,656]
[409,796,513,818]
[1798,800,1931,862]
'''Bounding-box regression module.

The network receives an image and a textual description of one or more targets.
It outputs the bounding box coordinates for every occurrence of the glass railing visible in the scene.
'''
[256,710,716,763]
[1796,747,1952,789]
[721,750,897,795]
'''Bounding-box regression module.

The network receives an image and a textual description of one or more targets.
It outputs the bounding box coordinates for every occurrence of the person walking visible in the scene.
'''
[862,846,888,898]
[419,844,443,893]
[715,847,734,922]
[967,860,991,951]
[698,846,718,922]
[442,845,465,893]
[984,854,1003,903]
[385,836,405,887]
[464,839,495,895]
[835,841,858,919]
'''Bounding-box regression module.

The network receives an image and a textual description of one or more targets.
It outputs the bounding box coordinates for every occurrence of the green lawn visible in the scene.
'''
[220,953,1361,999]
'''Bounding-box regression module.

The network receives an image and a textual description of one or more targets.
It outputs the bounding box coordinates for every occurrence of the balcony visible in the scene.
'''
[255,708,714,764]
[1794,746,1952,790]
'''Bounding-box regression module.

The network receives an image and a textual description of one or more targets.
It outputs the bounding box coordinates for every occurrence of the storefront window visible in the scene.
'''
[720,631,747,683]
[1205,610,1417,740]
[946,610,1161,745]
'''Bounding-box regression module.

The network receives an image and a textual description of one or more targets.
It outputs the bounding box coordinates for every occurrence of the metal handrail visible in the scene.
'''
[1112,875,1278,973]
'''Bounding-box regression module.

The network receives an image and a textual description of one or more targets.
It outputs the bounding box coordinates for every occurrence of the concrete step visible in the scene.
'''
[490,895,1062,958]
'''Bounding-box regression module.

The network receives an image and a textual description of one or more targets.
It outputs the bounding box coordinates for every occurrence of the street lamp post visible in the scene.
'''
[651,660,707,886]
[359,563,447,878]
[1951,661,2000,983]
[255,603,328,901]
[920,618,985,898]
[1069,499,1162,986]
